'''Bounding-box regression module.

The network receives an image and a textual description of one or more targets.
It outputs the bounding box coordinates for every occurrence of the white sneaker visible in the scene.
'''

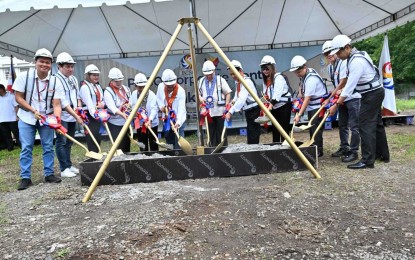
[69,166,79,174]
[61,168,76,178]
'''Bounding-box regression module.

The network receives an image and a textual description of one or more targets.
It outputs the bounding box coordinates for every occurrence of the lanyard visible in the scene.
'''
[35,78,48,112]
[93,84,101,104]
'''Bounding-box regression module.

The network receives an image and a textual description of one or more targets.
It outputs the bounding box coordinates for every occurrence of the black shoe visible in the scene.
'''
[347,161,374,169]
[45,174,62,183]
[342,152,358,162]
[331,148,348,157]
[17,179,33,190]
[318,151,324,157]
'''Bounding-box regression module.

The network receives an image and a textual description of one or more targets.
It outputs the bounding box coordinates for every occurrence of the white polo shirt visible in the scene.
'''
[0,92,18,122]
[12,70,65,125]
[156,83,187,127]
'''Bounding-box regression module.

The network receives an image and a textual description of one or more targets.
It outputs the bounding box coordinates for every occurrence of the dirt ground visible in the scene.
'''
[1,119,415,259]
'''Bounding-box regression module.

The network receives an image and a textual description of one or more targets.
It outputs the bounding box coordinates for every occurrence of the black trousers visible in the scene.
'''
[207,116,227,147]
[0,121,20,150]
[107,122,131,153]
[359,87,389,164]
[244,106,261,144]
[270,102,292,143]
[137,125,159,152]
[307,108,324,152]
[85,118,102,153]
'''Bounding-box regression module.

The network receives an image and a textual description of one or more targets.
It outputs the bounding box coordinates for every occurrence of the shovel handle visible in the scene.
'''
[83,125,102,153]
[205,116,210,146]
[104,122,115,144]
[309,111,330,141]
[56,130,89,153]
[308,105,326,126]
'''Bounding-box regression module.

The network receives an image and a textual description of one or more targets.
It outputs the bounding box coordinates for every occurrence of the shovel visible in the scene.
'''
[293,105,326,132]
[147,127,173,150]
[169,120,193,155]
[205,116,211,147]
[103,122,124,156]
[56,129,103,160]
[83,124,102,154]
[128,125,146,150]
[165,108,192,155]
[299,111,330,148]
[282,120,296,146]
[211,121,227,154]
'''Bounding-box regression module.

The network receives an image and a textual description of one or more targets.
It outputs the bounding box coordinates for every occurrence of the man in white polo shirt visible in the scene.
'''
[12,48,65,190]
[0,84,20,151]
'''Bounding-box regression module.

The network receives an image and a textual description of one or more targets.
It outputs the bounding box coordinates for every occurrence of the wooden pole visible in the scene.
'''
[194,20,321,179]
[82,22,185,202]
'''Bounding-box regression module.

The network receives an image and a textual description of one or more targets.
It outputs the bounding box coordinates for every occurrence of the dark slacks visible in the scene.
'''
[207,116,227,147]
[307,108,324,153]
[85,118,102,153]
[269,102,292,143]
[107,122,131,153]
[0,121,20,150]
[338,98,360,154]
[359,87,389,164]
[244,106,261,144]
[137,125,159,151]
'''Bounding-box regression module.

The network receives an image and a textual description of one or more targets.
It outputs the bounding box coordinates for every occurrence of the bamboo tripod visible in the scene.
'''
[82,18,320,203]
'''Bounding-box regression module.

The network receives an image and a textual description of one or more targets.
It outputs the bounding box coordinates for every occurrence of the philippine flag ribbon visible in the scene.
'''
[379,34,397,116]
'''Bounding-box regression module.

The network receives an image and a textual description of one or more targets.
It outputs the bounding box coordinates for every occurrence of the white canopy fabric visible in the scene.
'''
[0,0,414,61]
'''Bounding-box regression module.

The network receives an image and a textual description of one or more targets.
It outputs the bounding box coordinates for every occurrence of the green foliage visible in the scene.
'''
[396,98,415,111]
[353,20,415,83]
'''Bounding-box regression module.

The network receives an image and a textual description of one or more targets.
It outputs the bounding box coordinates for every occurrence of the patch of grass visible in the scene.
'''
[387,133,415,160]
[396,98,415,112]
[56,248,70,258]
[0,203,9,226]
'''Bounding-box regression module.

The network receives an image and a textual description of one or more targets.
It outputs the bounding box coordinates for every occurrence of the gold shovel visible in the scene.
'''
[147,127,173,150]
[103,122,124,156]
[165,108,192,155]
[282,119,296,146]
[205,116,211,147]
[299,111,330,148]
[83,124,102,154]
[211,121,227,154]
[293,105,326,132]
[169,120,193,155]
[56,130,103,160]
[128,125,146,150]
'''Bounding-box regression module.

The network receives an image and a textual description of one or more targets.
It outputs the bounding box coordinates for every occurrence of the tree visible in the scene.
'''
[354,20,415,83]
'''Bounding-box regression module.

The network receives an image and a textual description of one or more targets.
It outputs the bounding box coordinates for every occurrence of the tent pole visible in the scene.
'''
[187,24,204,147]
[82,21,185,203]
[194,20,321,179]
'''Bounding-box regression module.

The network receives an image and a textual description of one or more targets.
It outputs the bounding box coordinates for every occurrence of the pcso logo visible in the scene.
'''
[180,54,192,69]
[382,61,394,90]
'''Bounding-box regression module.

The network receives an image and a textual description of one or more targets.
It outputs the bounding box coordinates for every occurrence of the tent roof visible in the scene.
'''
[1,0,414,60]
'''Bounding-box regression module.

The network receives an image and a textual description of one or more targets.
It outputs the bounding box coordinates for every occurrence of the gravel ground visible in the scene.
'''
[1,123,414,259]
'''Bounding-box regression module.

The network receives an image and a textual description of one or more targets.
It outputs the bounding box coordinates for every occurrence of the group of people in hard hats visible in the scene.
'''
[12,47,190,190]
[13,35,389,189]
[289,34,389,169]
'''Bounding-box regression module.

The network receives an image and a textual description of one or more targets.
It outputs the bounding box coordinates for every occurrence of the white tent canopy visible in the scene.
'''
[0,0,414,61]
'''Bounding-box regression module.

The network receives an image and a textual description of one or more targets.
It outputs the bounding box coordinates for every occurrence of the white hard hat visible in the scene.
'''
[321,41,332,54]
[34,48,53,61]
[259,55,276,66]
[161,69,177,85]
[56,52,76,64]
[330,35,352,55]
[289,55,307,72]
[227,60,243,70]
[134,73,148,86]
[202,60,216,75]
[108,67,124,81]
[84,64,100,74]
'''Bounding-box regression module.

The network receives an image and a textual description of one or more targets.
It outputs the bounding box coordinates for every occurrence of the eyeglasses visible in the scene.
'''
[262,67,270,72]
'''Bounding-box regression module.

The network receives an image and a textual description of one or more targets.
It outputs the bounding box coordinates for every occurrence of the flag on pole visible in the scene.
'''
[6,55,16,93]
[378,35,397,116]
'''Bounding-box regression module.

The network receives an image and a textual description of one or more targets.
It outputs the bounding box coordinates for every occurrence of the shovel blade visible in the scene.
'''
[293,125,311,132]
[178,137,193,155]
[211,141,224,154]
[85,151,103,160]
